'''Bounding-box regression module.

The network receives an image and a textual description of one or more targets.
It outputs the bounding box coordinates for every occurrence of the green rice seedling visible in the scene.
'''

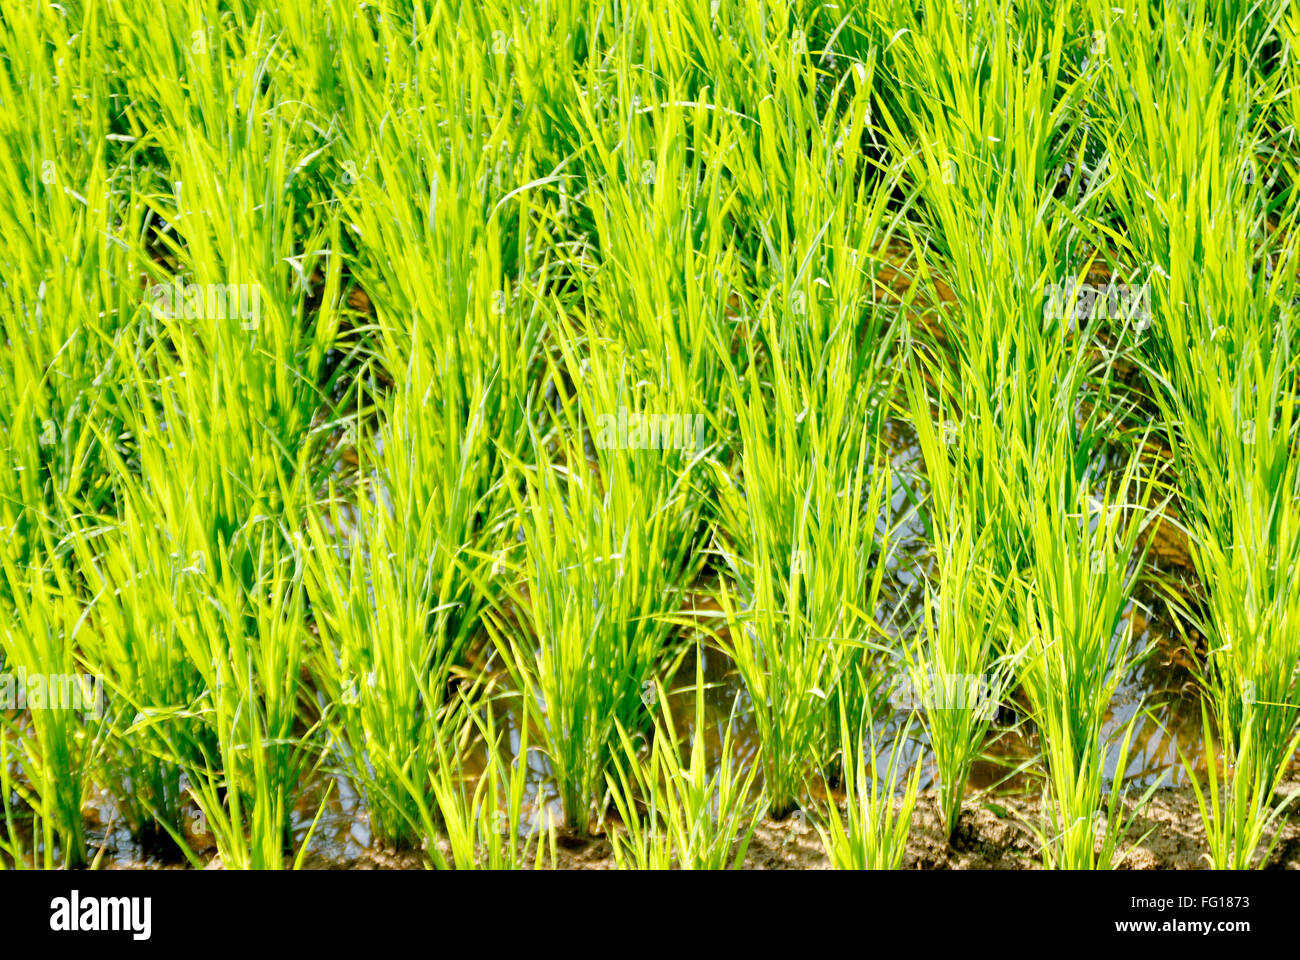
[560,69,739,426]
[1146,281,1300,867]
[400,690,557,871]
[300,0,554,848]
[604,657,761,870]
[179,708,294,872]
[177,712,333,871]
[0,541,102,869]
[485,383,705,833]
[1184,704,1300,870]
[38,0,354,861]
[522,1,909,825]
[873,2,1171,869]
[1012,466,1153,869]
[62,495,220,844]
[604,775,672,869]
[79,317,331,851]
[111,3,343,491]
[877,11,1109,580]
[406,693,490,871]
[114,531,321,868]
[703,193,907,816]
[297,141,543,849]
[713,417,895,819]
[1024,703,1158,872]
[0,22,142,872]
[303,487,480,849]
[471,705,555,871]
[1178,448,1300,869]
[898,517,1015,840]
[814,698,921,871]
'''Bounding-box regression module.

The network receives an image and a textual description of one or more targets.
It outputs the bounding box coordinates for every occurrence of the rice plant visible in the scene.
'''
[604,656,761,870]
[1185,704,1300,870]
[814,699,921,871]
[899,516,1014,840]
[1011,473,1153,869]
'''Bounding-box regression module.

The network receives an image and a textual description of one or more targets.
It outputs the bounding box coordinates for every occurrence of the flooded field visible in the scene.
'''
[4,0,1300,873]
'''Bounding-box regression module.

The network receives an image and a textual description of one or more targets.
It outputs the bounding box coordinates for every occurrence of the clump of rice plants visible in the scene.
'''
[1011,467,1157,869]
[713,423,896,820]
[898,514,1014,840]
[814,698,921,870]
[604,655,762,870]
[2,0,1299,873]
[485,402,705,834]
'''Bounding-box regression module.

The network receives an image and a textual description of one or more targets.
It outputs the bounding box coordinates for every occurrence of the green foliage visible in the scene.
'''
[0,0,1295,871]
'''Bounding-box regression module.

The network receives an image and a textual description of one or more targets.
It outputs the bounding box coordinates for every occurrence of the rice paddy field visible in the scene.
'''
[3,0,1300,874]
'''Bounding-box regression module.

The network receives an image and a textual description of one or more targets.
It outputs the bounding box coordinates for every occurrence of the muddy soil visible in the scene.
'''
[735,781,1300,871]
[208,779,1299,871]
